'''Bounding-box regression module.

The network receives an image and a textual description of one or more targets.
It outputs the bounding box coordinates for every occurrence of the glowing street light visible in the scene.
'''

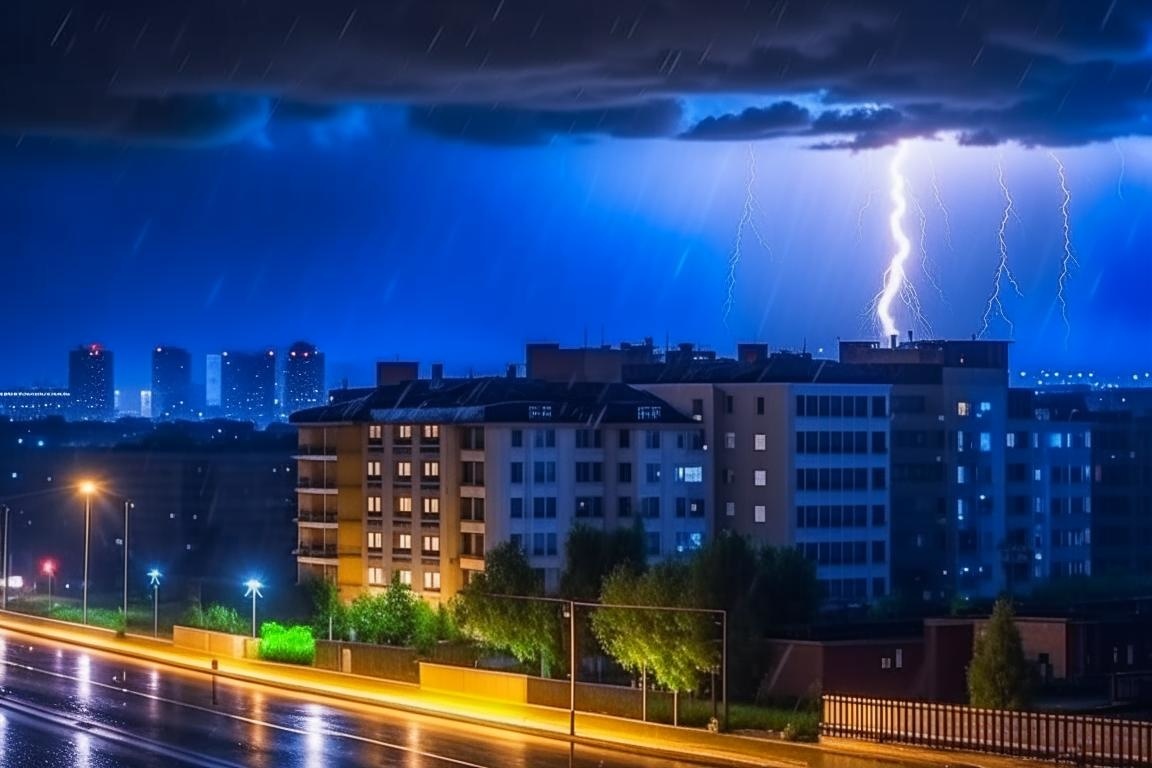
[42,560,56,611]
[244,578,263,638]
[147,568,162,638]
[78,480,97,625]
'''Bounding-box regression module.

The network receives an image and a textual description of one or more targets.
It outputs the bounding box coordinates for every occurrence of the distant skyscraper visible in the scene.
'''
[152,346,192,419]
[205,354,222,408]
[139,390,153,419]
[68,344,114,420]
[284,341,326,416]
[221,349,277,424]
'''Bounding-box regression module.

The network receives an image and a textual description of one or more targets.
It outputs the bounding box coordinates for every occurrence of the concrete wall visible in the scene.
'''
[527,677,673,719]
[315,641,420,683]
[419,662,529,703]
[172,625,253,659]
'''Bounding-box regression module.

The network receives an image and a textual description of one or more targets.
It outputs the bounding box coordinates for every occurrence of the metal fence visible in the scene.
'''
[822,694,1152,766]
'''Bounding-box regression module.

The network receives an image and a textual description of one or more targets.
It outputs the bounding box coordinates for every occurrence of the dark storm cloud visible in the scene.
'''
[408,100,683,145]
[5,0,1152,148]
[680,102,810,140]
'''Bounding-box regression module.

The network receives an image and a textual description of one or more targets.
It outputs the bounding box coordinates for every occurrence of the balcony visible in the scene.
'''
[294,445,337,461]
[460,555,485,572]
[296,478,338,495]
[392,548,412,559]
[297,510,338,526]
[296,544,337,561]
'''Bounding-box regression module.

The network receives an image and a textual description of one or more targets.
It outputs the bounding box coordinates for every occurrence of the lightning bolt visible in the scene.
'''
[980,157,1024,339]
[1113,139,1126,200]
[908,180,947,307]
[1049,151,1078,343]
[874,141,914,340]
[928,158,955,252]
[856,188,876,244]
[723,145,773,326]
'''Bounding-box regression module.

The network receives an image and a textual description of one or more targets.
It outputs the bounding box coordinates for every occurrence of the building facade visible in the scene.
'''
[220,350,277,425]
[68,344,114,420]
[291,377,708,601]
[152,346,193,420]
[284,341,326,417]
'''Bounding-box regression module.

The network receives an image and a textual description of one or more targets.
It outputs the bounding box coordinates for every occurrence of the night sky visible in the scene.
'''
[3,1,1150,396]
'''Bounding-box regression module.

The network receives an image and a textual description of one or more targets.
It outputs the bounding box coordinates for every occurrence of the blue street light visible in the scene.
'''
[244,578,263,638]
[147,568,162,637]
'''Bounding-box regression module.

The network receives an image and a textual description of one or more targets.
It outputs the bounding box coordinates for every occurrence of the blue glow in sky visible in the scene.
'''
[3,1,1151,394]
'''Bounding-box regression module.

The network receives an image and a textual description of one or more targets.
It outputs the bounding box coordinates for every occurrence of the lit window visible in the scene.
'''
[395,496,412,513]
[754,505,766,523]
[422,424,440,440]
[636,406,662,421]
[979,433,991,452]
[754,470,766,487]
[368,567,385,586]
[397,533,412,550]
[1049,433,1064,449]
[754,434,766,451]
[957,402,970,417]
[724,432,736,449]
[367,531,383,550]
[725,501,735,517]
[368,424,383,440]
[422,535,440,554]
[397,425,413,440]
[396,461,412,478]
[979,402,992,413]
[367,461,382,478]
[528,404,553,420]
[957,466,967,484]
[367,496,382,513]
[423,461,440,478]
[423,497,440,515]
[1006,433,1016,448]
[676,466,703,483]
[398,569,412,585]
[423,571,441,591]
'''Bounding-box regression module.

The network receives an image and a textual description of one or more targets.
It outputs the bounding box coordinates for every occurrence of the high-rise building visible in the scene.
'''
[284,341,326,417]
[290,376,706,601]
[152,346,192,419]
[205,354,222,408]
[221,349,277,424]
[68,344,114,420]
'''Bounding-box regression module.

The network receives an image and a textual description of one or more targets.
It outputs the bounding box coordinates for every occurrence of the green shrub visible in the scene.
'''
[184,603,247,635]
[258,621,315,665]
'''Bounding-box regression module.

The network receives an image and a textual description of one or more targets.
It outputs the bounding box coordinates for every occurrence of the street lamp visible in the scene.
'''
[42,560,55,612]
[147,568,161,638]
[1,503,9,612]
[122,499,134,624]
[78,480,97,625]
[244,578,263,637]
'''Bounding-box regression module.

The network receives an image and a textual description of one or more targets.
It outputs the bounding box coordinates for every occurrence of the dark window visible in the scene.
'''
[510,429,523,448]
[872,396,887,418]
[617,497,633,517]
[872,432,887,454]
[756,396,765,415]
[725,395,734,414]
[796,396,806,416]
[510,462,524,483]
[618,462,633,483]
[618,429,631,449]
[691,398,704,419]
[872,541,887,563]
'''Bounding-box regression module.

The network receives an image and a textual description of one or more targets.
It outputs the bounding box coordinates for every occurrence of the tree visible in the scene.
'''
[559,521,646,601]
[591,562,717,694]
[307,577,349,640]
[968,597,1031,709]
[750,545,821,632]
[347,577,420,645]
[454,541,562,675]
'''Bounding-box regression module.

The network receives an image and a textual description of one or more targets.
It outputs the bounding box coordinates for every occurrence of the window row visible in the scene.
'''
[366,567,440,591]
[799,540,887,566]
[796,504,887,529]
[796,395,887,419]
[370,460,440,480]
[796,467,887,491]
[385,532,441,554]
[380,496,440,517]
[795,430,887,455]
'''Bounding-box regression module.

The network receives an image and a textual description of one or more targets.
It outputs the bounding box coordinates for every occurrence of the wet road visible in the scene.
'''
[0,627,951,768]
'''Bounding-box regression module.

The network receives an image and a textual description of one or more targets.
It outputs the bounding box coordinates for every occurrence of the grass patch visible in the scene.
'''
[258,622,315,665]
[644,697,819,740]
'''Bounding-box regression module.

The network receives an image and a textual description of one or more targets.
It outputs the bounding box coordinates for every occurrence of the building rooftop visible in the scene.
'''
[291,377,695,426]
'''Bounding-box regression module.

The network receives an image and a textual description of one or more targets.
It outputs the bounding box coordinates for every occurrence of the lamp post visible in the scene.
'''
[147,568,161,637]
[1,503,8,612]
[244,578,263,637]
[42,560,55,611]
[79,481,97,625]
[122,499,133,623]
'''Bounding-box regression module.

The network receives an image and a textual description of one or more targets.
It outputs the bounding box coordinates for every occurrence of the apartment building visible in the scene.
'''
[290,376,708,601]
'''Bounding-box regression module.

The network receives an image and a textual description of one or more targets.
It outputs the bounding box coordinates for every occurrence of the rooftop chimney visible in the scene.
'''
[889,333,898,350]
[431,363,444,381]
